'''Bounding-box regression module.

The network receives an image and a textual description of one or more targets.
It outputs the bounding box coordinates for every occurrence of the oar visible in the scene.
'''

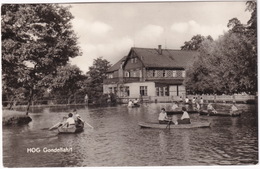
[84,121,94,129]
[165,120,171,129]
[49,122,62,130]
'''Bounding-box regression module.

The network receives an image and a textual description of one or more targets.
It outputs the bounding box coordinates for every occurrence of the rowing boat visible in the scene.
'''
[58,123,84,134]
[128,104,140,108]
[138,121,211,129]
[166,110,198,115]
[199,110,242,117]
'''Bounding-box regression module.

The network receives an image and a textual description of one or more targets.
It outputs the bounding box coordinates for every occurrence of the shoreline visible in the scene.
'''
[2,110,32,126]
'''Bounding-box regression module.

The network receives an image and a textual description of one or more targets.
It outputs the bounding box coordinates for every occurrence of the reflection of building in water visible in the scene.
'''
[103,45,198,102]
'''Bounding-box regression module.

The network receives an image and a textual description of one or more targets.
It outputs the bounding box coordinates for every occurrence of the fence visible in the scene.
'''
[117,94,256,104]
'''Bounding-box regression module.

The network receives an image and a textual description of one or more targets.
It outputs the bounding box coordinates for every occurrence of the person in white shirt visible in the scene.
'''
[133,98,139,105]
[230,103,239,115]
[128,100,133,107]
[200,97,204,104]
[172,102,179,110]
[64,113,75,127]
[207,103,217,114]
[158,108,169,124]
[185,97,189,104]
[177,107,191,124]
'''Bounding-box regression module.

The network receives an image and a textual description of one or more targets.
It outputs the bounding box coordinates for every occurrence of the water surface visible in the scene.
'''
[2,103,258,167]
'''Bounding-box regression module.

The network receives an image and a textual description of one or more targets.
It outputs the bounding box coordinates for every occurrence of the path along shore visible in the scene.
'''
[2,110,32,126]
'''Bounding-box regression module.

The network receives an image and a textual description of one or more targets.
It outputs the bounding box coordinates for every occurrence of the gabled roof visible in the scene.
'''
[107,47,199,72]
[132,47,198,69]
[107,55,127,72]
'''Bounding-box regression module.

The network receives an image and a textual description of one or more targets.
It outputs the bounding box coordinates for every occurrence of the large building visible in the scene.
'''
[103,45,198,102]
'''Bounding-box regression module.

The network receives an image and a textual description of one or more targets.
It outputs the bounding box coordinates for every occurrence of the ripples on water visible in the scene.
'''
[2,103,258,167]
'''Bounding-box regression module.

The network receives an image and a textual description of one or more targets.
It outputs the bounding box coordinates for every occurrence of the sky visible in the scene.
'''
[65,1,250,73]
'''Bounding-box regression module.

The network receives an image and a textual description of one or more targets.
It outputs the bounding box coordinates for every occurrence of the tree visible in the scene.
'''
[227,18,246,33]
[86,57,111,102]
[49,64,87,104]
[2,4,81,114]
[181,34,213,51]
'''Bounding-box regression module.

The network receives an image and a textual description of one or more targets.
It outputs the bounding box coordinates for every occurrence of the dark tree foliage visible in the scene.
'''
[181,34,213,51]
[185,1,257,94]
[2,4,81,113]
[48,64,87,104]
[85,57,111,103]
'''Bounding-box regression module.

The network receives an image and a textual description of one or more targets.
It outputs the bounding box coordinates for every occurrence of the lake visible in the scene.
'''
[2,103,258,167]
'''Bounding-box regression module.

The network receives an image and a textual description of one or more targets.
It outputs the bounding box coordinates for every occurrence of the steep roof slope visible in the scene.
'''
[132,47,199,69]
[107,55,127,72]
[107,47,199,72]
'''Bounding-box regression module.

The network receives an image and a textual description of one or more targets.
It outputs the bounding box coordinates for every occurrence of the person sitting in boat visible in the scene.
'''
[171,102,179,110]
[185,97,189,104]
[128,100,133,107]
[195,102,200,111]
[73,109,84,126]
[177,107,191,124]
[63,113,75,127]
[192,97,196,104]
[133,98,139,105]
[200,97,204,104]
[158,108,170,124]
[230,103,239,115]
[207,103,217,114]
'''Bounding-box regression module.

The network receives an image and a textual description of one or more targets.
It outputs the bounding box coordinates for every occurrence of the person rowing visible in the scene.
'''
[158,108,170,124]
[207,103,217,114]
[230,103,239,115]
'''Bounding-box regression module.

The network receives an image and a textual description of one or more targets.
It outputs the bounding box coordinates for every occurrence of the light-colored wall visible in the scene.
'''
[103,84,117,94]
[124,82,156,98]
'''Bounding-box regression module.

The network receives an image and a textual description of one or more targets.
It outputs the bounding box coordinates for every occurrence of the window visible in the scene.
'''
[182,71,186,77]
[125,71,129,77]
[164,87,169,96]
[156,87,159,96]
[108,74,113,78]
[133,71,136,77]
[140,86,148,96]
[173,71,177,77]
[153,70,157,77]
[163,70,166,77]
[125,86,129,96]
[131,58,134,63]
[114,87,117,95]
[156,86,169,96]
[134,58,137,63]
[109,87,112,93]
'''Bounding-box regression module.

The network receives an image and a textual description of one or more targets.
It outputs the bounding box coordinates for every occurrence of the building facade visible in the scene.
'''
[103,45,198,102]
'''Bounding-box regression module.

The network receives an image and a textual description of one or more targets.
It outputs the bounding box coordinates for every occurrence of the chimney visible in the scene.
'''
[158,45,162,55]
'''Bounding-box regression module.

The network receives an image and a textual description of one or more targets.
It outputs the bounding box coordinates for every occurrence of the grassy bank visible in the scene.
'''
[2,109,32,126]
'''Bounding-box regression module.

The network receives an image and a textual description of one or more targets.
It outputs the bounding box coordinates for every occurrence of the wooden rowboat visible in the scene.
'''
[166,110,198,115]
[199,110,242,117]
[58,123,84,134]
[128,104,140,108]
[138,121,211,129]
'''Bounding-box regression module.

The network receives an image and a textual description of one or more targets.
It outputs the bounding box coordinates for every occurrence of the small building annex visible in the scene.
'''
[103,45,198,102]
